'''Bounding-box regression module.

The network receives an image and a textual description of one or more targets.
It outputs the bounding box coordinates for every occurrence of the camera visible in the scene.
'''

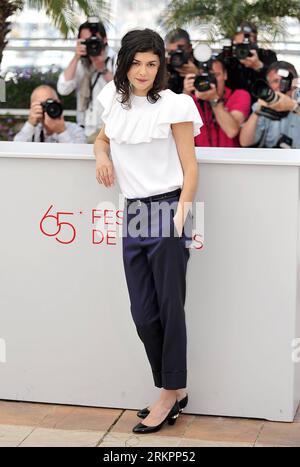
[273,134,293,149]
[222,41,258,62]
[82,36,104,57]
[166,46,191,93]
[81,17,105,57]
[222,25,258,62]
[234,34,258,60]
[252,80,279,104]
[252,69,294,103]
[167,46,190,70]
[41,99,63,119]
[194,66,217,92]
[193,44,217,92]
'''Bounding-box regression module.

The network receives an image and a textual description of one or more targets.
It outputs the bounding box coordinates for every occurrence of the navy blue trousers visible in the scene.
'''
[122,191,192,389]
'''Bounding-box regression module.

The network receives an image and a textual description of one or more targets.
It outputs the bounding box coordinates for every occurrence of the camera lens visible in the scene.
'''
[194,75,210,92]
[86,37,103,56]
[234,44,251,60]
[169,50,188,69]
[42,100,63,119]
[252,79,278,104]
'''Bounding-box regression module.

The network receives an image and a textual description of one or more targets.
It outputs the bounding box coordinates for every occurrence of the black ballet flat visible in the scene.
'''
[132,400,180,434]
[137,393,188,419]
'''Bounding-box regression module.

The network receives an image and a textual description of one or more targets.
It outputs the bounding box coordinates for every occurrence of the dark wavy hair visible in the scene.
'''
[114,28,168,108]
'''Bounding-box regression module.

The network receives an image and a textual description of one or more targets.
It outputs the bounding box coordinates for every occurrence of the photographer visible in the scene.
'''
[14,85,86,143]
[57,18,117,142]
[240,61,300,149]
[184,58,251,147]
[165,28,200,94]
[219,21,277,101]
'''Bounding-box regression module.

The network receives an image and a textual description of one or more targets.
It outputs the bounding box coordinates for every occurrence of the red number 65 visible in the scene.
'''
[40,205,76,244]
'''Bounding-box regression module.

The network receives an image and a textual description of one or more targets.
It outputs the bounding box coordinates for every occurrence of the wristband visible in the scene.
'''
[209,98,223,108]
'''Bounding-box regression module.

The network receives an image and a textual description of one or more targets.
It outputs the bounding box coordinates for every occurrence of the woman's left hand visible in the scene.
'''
[173,211,184,237]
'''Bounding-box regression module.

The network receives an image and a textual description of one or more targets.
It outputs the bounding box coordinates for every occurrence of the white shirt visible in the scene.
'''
[57,46,117,137]
[13,121,86,143]
[97,80,203,198]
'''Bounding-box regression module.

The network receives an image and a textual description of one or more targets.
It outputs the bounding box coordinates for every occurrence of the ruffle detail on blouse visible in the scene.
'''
[97,80,118,124]
[97,81,203,144]
[157,91,204,138]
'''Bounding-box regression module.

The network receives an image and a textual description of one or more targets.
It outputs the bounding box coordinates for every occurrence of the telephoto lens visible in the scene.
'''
[251,79,279,104]
[41,99,63,119]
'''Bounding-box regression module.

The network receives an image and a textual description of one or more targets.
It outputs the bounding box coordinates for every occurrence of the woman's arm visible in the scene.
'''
[93,126,115,187]
[171,121,198,234]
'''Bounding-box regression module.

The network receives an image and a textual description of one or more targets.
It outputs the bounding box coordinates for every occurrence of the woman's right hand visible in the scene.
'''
[96,156,116,187]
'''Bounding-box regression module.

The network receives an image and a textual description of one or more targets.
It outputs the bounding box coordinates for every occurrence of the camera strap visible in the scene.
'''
[31,128,45,143]
[199,100,220,147]
[89,56,111,108]
[248,129,267,148]
[90,72,102,95]
[257,107,289,121]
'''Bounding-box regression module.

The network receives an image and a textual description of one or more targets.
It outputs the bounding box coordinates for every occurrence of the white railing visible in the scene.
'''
[4,37,300,54]
[0,109,76,117]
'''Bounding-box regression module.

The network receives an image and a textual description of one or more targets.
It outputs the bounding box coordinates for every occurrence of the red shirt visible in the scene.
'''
[193,87,251,147]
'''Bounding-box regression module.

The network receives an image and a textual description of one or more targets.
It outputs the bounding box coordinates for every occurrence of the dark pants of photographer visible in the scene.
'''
[122,190,192,389]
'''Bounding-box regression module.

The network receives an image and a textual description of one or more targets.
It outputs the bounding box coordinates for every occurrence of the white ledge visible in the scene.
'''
[1,141,300,166]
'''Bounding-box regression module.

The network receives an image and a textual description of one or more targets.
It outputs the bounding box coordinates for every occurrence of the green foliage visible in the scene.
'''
[0,67,77,140]
[0,67,76,109]
[0,115,29,141]
[0,1,111,65]
[26,0,111,37]
[162,0,300,40]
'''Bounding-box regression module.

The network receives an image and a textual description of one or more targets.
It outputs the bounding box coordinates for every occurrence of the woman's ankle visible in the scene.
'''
[175,388,187,399]
[159,388,177,404]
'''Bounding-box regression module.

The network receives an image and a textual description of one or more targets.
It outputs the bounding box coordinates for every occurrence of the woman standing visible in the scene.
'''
[94,28,202,434]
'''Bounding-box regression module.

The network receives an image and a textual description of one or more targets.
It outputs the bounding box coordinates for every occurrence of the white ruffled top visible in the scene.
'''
[97,80,203,198]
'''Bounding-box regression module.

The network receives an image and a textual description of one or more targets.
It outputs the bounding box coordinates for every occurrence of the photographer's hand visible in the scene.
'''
[28,102,43,126]
[75,39,87,60]
[44,114,66,135]
[239,49,263,71]
[183,73,196,95]
[263,92,298,113]
[176,60,198,77]
[62,40,86,82]
[195,83,220,101]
